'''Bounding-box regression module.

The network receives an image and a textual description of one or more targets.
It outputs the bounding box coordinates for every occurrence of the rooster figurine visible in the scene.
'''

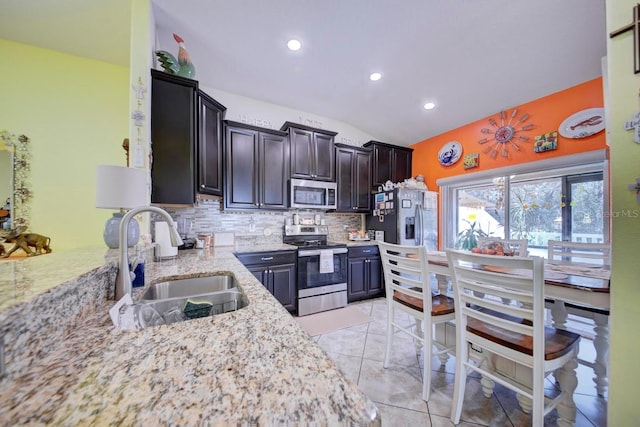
[155,33,196,78]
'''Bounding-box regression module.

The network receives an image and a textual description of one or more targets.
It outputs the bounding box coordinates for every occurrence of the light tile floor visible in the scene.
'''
[310,297,607,426]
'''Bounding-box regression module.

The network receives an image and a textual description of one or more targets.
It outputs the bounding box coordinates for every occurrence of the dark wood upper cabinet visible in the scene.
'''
[224,121,289,210]
[280,122,337,181]
[198,91,226,196]
[335,144,371,213]
[150,69,226,205]
[363,140,413,188]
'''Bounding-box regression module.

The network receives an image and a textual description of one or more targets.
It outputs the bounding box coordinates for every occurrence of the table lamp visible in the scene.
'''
[95,165,147,249]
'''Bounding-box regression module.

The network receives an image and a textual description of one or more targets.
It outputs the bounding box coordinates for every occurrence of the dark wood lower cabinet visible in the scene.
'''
[347,246,384,302]
[236,251,297,312]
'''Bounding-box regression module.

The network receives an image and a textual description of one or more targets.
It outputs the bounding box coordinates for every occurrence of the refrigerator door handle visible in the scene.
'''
[415,203,423,246]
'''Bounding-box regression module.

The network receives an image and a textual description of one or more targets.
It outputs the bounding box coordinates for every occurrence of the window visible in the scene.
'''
[438,150,608,258]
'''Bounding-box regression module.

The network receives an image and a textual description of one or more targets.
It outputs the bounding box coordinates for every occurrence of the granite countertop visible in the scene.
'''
[0,247,113,312]
[0,245,380,425]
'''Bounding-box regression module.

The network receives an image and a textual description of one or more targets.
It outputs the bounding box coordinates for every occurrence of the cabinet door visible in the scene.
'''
[150,71,197,205]
[260,132,289,210]
[313,132,335,181]
[270,263,297,311]
[198,92,225,196]
[347,257,368,302]
[335,146,355,212]
[367,256,384,296]
[354,150,372,211]
[290,128,314,179]
[225,125,259,209]
[392,149,412,183]
[247,265,270,292]
[371,145,393,188]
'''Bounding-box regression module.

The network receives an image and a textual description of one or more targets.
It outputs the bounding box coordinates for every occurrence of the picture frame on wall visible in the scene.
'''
[534,131,558,153]
[463,152,479,169]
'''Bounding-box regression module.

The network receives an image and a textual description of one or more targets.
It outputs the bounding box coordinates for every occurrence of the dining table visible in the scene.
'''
[426,251,611,397]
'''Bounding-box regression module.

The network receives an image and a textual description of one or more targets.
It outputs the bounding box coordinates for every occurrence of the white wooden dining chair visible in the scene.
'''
[546,240,611,396]
[547,240,610,265]
[446,249,581,426]
[377,241,455,401]
[477,237,529,256]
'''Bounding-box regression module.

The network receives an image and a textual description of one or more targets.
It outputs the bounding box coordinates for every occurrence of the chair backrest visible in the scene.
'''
[547,240,611,265]
[477,237,529,256]
[446,249,546,366]
[377,241,432,315]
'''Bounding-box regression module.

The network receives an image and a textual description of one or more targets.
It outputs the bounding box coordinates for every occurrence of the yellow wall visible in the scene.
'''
[606,0,640,423]
[0,38,129,250]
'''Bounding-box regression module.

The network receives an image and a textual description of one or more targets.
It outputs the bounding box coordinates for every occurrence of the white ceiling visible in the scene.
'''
[0,0,607,146]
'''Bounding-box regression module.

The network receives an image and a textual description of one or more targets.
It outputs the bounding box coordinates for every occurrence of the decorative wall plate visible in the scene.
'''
[438,141,462,166]
[558,108,605,138]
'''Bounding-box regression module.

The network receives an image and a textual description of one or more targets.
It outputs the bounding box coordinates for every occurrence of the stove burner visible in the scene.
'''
[283,224,346,250]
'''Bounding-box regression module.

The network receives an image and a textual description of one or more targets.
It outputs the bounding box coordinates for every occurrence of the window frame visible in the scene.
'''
[437,150,609,251]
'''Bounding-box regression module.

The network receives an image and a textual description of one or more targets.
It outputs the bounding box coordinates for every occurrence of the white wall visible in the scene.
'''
[200,84,378,147]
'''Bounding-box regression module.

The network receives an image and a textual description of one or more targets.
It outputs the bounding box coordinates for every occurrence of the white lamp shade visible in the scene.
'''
[95,165,147,209]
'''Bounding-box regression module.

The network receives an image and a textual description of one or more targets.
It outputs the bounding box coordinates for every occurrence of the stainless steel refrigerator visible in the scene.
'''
[366,188,438,250]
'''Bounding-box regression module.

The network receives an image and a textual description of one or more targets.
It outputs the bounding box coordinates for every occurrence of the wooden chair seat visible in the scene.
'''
[392,289,455,316]
[467,308,580,360]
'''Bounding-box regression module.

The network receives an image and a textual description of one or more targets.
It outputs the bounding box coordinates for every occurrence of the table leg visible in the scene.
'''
[550,300,568,329]
[554,349,579,427]
[592,312,609,397]
[552,300,609,397]
[435,273,449,295]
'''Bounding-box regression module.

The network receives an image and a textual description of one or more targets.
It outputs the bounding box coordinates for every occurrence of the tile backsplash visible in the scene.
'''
[160,199,364,245]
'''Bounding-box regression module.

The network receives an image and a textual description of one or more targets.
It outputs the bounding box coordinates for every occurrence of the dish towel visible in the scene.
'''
[319,249,334,274]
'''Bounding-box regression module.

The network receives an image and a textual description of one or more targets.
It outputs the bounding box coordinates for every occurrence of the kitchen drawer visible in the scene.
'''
[348,245,379,258]
[236,250,297,266]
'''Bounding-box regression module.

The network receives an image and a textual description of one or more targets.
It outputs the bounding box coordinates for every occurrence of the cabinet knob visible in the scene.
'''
[200,184,205,188]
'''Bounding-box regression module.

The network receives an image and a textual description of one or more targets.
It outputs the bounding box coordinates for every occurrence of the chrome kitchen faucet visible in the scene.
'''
[115,206,183,300]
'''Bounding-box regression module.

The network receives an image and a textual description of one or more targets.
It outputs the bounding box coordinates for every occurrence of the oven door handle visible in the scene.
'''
[298,248,348,257]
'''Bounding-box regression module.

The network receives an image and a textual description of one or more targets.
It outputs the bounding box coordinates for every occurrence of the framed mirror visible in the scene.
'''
[0,131,32,230]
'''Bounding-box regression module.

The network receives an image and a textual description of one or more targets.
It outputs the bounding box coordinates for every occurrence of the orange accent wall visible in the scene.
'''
[411,77,607,192]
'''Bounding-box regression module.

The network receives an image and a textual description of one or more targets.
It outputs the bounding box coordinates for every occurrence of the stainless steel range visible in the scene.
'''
[284,225,348,316]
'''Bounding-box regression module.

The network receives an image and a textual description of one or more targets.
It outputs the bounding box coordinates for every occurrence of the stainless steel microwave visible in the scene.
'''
[289,178,337,210]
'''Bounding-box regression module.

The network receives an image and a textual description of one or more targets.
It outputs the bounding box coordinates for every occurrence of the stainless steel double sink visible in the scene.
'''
[133,274,249,328]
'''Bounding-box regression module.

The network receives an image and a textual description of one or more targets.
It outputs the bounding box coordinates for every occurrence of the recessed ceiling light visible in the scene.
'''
[287,39,302,51]
[423,102,436,110]
[369,72,382,81]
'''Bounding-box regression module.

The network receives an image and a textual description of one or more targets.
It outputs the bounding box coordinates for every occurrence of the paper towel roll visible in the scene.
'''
[154,221,178,259]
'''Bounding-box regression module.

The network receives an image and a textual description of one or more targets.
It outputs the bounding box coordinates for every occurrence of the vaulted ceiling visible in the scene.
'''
[0,0,607,146]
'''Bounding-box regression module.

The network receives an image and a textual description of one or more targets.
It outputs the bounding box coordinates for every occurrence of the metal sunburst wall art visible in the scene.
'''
[478,109,535,159]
